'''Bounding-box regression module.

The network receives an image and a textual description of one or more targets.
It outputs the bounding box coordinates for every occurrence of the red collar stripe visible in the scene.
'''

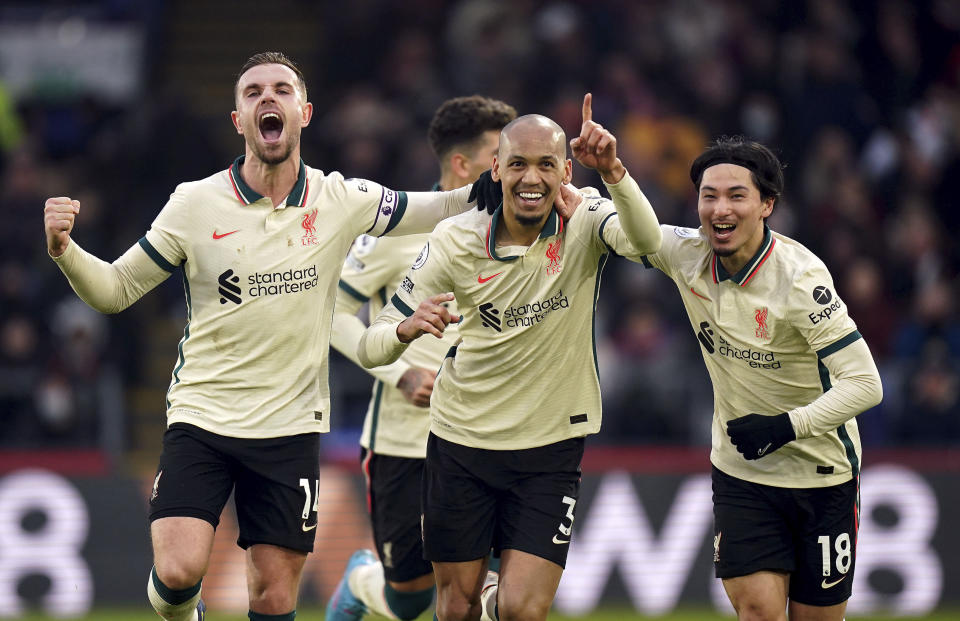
[741,238,776,286]
[484,219,494,260]
[228,165,252,204]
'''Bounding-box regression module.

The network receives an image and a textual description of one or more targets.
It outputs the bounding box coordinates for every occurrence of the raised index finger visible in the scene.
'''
[582,93,593,124]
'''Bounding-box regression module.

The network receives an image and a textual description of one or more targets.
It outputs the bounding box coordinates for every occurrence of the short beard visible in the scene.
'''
[515,211,547,227]
[712,245,735,257]
[250,134,296,166]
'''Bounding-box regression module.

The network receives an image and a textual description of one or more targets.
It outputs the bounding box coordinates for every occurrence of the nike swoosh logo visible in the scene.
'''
[690,287,710,301]
[301,521,317,532]
[821,576,846,589]
[478,272,504,284]
[757,442,773,457]
[552,535,570,545]
[213,229,240,239]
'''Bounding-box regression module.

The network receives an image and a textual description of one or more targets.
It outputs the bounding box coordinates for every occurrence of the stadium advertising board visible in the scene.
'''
[0,459,956,616]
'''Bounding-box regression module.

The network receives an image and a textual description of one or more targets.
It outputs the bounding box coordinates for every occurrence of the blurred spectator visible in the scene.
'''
[1,0,959,455]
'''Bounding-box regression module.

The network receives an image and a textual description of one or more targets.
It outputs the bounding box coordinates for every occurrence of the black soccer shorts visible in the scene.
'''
[712,465,859,606]
[149,422,321,553]
[361,448,433,582]
[422,433,584,568]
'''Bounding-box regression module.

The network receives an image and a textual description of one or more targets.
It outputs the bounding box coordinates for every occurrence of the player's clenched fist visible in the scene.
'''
[397,292,460,343]
[44,197,80,258]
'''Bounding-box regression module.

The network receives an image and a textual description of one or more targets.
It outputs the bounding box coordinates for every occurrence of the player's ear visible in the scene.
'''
[563,159,573,184]
[300,102,313,127]
[491,156,501,182]
[230,110,243,134]
[761,197,775,218]
[450,153,469,180]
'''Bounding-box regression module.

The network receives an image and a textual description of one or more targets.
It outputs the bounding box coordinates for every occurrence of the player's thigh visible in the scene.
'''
[246,542,309,610]
[498,549,564,621]
[432,557,487,620]
[712,466,795,580]
[148,423,235,527]
[363,450,432,583]
[232,431,321,554]
[151,517,216,586]
[497,437,584,569]
[790,478,858,606]
[421,434,497,563]
[722,571,789,620]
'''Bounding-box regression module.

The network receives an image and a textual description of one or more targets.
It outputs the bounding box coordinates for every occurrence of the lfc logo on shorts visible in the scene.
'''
[151,470,162,503]
[713,531,722,562]
[301,209,319,247]
[545,238,562,275]
[754,307,770,341]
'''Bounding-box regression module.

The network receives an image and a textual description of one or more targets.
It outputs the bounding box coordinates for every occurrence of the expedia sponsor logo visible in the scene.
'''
[809,298,843,324]
[219,270,242,304]
[241,265,319,298]
[812,285,832,304]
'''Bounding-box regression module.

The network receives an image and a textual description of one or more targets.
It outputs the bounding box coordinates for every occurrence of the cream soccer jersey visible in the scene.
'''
[139,156,470,438]
[338,233,460,458]
[642,225,864,487]
[366,187,650,450]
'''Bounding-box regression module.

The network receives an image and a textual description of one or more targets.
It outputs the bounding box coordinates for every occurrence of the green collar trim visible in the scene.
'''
[485,204,562,262]
[228,155,308,207]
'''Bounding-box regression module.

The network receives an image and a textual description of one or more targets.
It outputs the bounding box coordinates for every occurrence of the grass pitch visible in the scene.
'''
[13,606,960,620]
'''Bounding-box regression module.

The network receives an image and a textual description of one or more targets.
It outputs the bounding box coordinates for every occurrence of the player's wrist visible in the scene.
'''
[599,159,626,185]
[49,238,72,260]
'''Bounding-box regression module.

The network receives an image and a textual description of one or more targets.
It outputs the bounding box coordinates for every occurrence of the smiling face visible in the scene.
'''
[491,116,572,228]
[697,163,774,271]
[231,63,312,166]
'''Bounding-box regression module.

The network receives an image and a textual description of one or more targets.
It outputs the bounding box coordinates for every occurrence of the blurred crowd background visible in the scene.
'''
[1,0,958,469]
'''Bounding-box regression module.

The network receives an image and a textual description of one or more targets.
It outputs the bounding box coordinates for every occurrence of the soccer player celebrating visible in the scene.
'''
[640,137,883,621]
[357,94,662,621]
[42,52,497,621]
[325,95,517,621]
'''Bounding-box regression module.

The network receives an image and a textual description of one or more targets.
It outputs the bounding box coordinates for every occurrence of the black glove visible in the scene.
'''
[468,169,503,215]
[726,413,796,460]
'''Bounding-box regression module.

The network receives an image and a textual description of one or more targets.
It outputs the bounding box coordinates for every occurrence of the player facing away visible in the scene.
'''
[42,52,492,621]
[357,95,663,621]
[325,95,517,621]
[639,137,883,621]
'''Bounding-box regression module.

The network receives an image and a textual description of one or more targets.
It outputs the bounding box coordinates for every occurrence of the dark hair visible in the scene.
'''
[428,96,517,161]
[235,52,307,102]
[690,136,784,205]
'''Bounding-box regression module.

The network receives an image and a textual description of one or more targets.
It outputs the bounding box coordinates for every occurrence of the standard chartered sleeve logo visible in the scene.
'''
[217,265,321,304]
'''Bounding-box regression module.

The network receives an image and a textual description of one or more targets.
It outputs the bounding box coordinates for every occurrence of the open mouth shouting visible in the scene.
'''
[712,222,736,242]
[258,111,284,145]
